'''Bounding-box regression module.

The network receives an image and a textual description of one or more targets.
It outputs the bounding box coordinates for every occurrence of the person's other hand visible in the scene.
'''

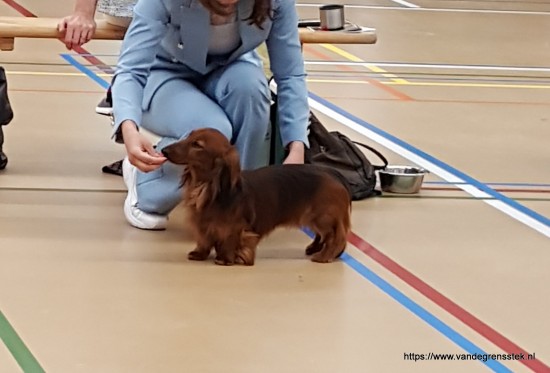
[57,14,97,49]
[283,141,305,164]
[121,120,166,172]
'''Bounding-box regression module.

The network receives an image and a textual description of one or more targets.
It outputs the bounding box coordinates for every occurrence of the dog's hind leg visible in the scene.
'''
[235,231,260,266]
[214,233,240,266]
[333,224,348,259]
[307,214,336,262]
[311,221,347,263]
[305,234,324,256]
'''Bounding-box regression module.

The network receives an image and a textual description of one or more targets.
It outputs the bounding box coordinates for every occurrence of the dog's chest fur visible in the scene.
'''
[183,181,249,239]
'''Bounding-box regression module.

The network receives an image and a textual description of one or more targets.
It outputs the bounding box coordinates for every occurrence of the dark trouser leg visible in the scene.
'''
[0,126,7,170]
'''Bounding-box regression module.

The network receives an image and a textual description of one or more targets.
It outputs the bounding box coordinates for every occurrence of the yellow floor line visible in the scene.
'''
[7,71,549,89]
[307,78,550,89]
[319,43,409,84]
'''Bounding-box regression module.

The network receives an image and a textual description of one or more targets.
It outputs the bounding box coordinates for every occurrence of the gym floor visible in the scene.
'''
[0,0,549,372]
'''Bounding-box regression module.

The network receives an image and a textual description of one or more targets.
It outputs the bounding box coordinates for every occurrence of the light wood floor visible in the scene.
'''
[1,0,549,372]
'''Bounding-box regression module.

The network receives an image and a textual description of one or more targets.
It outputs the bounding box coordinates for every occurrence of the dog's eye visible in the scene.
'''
[191,140,203,149]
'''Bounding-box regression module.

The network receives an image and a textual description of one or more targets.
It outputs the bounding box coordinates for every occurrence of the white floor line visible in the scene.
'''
[308,98,550,239]
[304,61,550,73]
[389,0,419,8]
[297,3,550,16]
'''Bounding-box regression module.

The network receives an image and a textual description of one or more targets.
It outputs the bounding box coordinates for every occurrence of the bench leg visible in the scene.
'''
[0,38,14,51]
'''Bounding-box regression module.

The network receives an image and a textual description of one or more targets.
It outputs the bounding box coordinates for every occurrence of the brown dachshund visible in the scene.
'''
[162,128,351,265]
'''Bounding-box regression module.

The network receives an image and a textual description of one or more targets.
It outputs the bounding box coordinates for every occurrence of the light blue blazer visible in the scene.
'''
[112,0,309,147]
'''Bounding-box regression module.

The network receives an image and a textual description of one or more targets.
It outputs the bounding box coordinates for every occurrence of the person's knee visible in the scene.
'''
[234,78,267,99]
[221,70,269,104]
[220,76,270,135]
[144,109,233,145]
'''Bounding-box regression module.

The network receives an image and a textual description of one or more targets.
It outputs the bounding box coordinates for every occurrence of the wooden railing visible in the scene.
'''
[0,16,376,51]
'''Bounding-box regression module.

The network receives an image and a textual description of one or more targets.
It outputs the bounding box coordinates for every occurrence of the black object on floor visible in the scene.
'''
[102,159,123,176]
[0,127,6,170]
[0,151,7,170]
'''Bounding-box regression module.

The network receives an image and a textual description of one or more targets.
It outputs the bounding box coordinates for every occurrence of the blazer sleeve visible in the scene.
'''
[265,0,309,148]
[111,0,170,140]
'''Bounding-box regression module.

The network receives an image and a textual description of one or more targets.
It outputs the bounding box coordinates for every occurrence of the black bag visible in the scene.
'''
[305,111,388,200]
[269,90,388,200]
[1,66,14,126]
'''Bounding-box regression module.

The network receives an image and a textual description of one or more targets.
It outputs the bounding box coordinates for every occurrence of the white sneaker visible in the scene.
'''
[95,96,113,116]
[122,157,168,230]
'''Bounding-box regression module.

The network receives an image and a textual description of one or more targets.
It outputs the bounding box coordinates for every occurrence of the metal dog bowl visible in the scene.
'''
[378,166,428,194]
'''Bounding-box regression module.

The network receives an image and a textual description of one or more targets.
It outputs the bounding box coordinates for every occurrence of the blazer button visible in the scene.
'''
[171,57,178,63]
[177,43,184,49]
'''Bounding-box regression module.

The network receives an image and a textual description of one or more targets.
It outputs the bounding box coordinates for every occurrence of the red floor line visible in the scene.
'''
[2,0,34,17]
[347,232,550,372]
[71,46,114,74]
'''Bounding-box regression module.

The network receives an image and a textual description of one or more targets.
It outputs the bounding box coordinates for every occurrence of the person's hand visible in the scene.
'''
[121,120,166,172]
[283,141,305,164]
[57,13,97,49]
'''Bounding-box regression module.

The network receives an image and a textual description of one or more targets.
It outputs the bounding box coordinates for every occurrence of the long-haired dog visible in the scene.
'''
[161,128,351,265]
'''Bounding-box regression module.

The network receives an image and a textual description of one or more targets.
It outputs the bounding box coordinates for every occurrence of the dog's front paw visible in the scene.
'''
[214,256,235,266]
[188,248,210,261]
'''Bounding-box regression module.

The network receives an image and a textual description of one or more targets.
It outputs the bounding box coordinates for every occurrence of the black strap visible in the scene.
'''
[351,141,388,170]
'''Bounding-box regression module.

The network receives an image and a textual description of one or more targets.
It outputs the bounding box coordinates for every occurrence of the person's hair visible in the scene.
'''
[246,0,272,28]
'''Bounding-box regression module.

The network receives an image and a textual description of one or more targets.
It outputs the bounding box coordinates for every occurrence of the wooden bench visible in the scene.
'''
[0,16,376,51]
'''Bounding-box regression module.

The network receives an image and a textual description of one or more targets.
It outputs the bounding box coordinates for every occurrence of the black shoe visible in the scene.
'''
[0,150,7,170]
[95,92,113,116]
[101,159,123,176]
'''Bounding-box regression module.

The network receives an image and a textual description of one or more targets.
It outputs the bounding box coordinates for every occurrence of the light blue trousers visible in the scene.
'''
[137,60,270,215]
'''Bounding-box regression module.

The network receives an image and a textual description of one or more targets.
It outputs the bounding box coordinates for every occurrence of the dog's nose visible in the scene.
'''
[161,148,174,161]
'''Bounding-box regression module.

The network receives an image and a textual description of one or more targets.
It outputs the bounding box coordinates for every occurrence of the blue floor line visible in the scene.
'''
[309,91,550,229]
[302,229,511,372]
[61,54,110,90]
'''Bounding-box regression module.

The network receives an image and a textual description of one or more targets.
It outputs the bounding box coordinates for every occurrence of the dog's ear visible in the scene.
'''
[212,147,241,199]
[224,147,241,190]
